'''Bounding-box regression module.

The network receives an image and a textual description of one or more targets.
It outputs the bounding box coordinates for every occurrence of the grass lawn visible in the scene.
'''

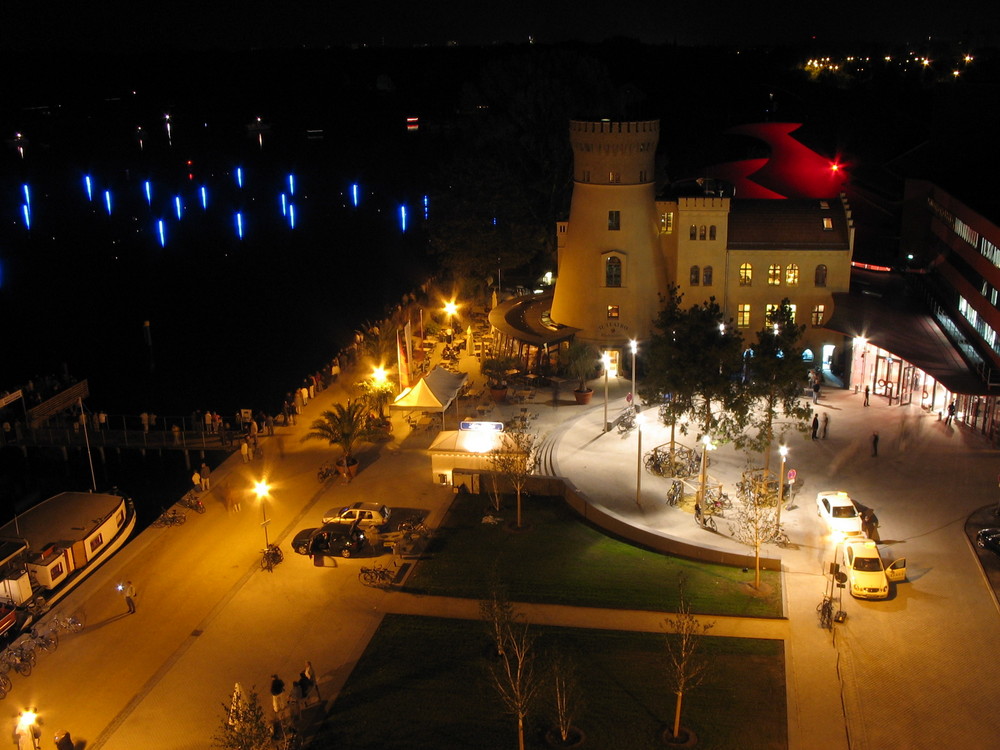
[319,614,786,750]
[404,492,782,617]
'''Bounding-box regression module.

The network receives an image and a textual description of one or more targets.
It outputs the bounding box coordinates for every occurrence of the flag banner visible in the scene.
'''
[397,329,411,389]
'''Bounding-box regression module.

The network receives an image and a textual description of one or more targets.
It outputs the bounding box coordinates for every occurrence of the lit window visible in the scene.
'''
[739,263,753,286]
[822,217,834,230]
[689,225,697,240]
[786,264,799,286]
[812,304,825,326]
[788,304,796,324]
[607,305,620,319]
[605,256,622,287]
[661,212,674,234]
[609,172,621,183]
[608,210,621,231]
[703,266,713,286]
[766,303,778,321]
[737,304,751,328]
[815,264,828,287]
[699,225,707,241]
[709,225,717,241]
[690,265,700,286]
[768,264,782,286]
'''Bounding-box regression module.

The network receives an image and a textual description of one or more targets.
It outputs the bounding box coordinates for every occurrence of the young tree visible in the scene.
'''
[488,615,541,750]
[487,426,539,529]
[662,584,714,742]
[213,685,270,750]
[738,299,812,470]
[548,650,584,745]
[728,465,780,590]
[481,571,516,657]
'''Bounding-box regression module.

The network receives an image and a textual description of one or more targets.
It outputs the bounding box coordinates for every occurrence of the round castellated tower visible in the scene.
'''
[550,120,664,356]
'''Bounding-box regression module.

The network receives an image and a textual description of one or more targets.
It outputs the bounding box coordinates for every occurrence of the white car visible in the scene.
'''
[322,502,391,529]
[816,491,864,537]
[841,540,906,600]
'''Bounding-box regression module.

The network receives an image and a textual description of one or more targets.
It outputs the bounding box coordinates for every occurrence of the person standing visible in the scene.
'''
[811,415,819,440]
[205,410,214,434]
[863,385,870,407]
[241,439,250,463]
[946,401,956,426]
[812,381,821,404]
[200,462,211,491]
[191,470,201,493]
[871,431,879,457]
[122,580,137,614]
[270,674,287,717]
[821,413,829,439]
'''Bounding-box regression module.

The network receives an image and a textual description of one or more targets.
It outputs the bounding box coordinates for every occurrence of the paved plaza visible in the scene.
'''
[13,350,1000,749]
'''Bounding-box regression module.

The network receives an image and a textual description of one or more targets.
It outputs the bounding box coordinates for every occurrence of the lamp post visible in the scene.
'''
[629,339,637,406]
[698,435,715,505]
[635,412,644,506]
[254,480,271,548]
[602,352,611,433]
[776,445,789,528]
[443,300,459,343]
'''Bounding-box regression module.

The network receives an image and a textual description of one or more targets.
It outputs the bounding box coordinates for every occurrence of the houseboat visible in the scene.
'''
[0,491,136,631]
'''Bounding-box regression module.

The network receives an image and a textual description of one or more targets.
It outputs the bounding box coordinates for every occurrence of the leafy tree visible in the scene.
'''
[213,685,270,750]
[358,376,395,420]
[301,400,376,474]
[662,582,714,742]
[737,299,812,470]
[562,341,598,392]
[488,426,539,529]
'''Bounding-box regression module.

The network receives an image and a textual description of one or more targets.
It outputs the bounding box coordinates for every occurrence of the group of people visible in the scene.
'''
[270,662,321,721]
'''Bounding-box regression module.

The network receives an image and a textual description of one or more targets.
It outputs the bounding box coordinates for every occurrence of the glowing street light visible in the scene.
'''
[16,709,40,747]
[776,445,789,528]
[602,351,611,432]
[697,434,716,505]
[254,480,271,548]
[629,339,637,407]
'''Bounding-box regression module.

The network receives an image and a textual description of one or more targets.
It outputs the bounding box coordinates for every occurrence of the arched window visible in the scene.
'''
[606,256,622,287]
[815,264,828,287]
[709,225,717,241]
[768,264,782,286]
[690,265,700,286]
[689,225,697,240]
[699,225,707,241]
[786,263,799,286]
[739,263,752,286]
[703,266,713,286]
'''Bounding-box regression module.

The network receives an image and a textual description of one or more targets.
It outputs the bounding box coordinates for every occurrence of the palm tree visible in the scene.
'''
[301,400,374,480]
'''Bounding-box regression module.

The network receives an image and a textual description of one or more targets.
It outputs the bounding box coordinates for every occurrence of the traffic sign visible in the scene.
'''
[787,469,797,483]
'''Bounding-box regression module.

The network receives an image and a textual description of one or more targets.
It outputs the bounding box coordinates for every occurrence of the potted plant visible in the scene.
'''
[301,400,374,481]
[481,356,519,402]
[564,342,598,405]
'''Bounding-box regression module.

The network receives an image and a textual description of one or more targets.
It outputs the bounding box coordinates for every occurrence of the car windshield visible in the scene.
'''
[832,506,857,518]
[853,557,883,572]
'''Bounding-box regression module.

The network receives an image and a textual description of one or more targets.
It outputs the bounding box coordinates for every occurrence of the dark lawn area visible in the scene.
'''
[403,492,782,617]
[319,614,786,750]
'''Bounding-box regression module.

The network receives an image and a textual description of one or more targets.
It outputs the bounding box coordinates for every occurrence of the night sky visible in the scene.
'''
[2,0,995,52]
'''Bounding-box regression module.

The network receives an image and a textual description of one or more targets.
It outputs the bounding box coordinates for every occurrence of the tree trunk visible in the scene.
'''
[754,541,762,589]
[673,691,684,739]
[516,488,523,529]
[518,715,526,750]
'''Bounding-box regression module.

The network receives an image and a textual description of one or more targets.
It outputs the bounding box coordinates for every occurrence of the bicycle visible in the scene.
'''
[1,646,34,677]
[817,595,834,630]
[260,543,284,572]
[771,529,791,548]
[398,519,430,538]
[50,613,84,634]
[29,627,58,654]
[179,490,206,514]
[0,670,11,699]
[666,480,683,507]
[359,563,394,588]
[152,507,187,527]
[23,595,48,616]
[694,505,717,532]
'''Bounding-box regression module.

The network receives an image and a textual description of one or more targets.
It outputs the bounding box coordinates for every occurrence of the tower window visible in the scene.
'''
[607,305,620,319]
[703,266,713,286]
[699,225,707,241]
[605,256,622,288]
[609,172,621,183]
[815,264,828,287]
[689,225,697,240]
[768,264,782,286]
[660,212,674,234]
[822,217,834,230]
[690,265,700,286]
[709,225,717,241]
[739,263,753,286]
[608,211,621,231]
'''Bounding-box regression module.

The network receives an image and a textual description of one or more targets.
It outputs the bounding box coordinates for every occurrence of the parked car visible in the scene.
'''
[292,523,367,558]
[842,540,906,599]
[816,491,865,537]
[976,528,1000,556]
[323,502,391,529]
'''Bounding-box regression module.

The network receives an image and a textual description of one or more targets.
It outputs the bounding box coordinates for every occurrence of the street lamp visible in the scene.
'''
[698,435,716,505]
[776,445,789,528]
[635,412,645,506]
[629,339,637,407]
[602,351,611,433]
[254,479,271,548]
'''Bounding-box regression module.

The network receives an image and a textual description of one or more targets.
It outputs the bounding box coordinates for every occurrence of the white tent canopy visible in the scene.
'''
[391,367,469,423]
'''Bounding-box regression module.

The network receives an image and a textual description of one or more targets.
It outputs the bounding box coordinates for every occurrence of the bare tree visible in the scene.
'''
[213,685,270,750]
[481,571,516,657]
[728,465,780,589]
[548,650,584,745]
[662,585,714,742]
[489,616,541,750]
[488,426,538,529]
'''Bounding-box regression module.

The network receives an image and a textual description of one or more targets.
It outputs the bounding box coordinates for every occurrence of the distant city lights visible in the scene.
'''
[280,193,287,216]
[21,204,30,229]
[288,204,296,229]
[84,175,93,202]
[235,211,244,239]
[175,196,183,220]
[144,180,153,205]
[236,167,244,189]
[288,174,295,196]
[351,183,360,207]
[200,186,208,210]
[104,190,113,215]
[423,195,429,220]
[399,205,407,232]
[157,219,166,247]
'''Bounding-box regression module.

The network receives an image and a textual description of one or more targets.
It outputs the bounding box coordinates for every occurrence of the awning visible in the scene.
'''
[390,366,469,413]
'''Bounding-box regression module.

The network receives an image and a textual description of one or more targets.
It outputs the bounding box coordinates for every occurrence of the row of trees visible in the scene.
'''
[639,288,813,471]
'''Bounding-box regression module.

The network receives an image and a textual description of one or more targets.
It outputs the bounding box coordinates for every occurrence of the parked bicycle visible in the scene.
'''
[0,669,11,699]
[359,563,394,588]
[317,462,335,483]
[179,490,206,514]
[29,627,58,654]
[23,595,48,616]
[817,595,834,630]
[398,519,430,538]
[693,503,717,532]
[50,613,84,634]
[152,507,187,527]
[666,480,683,507]
[1,645,35,677]
[260,543,284,572]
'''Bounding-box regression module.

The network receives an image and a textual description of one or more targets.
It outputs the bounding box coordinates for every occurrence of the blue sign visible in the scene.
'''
[459,421,504,432]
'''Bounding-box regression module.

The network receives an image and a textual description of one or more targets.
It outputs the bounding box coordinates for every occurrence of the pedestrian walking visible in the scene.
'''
[863,385,870,406]
[946,401,956,426]
[871,431,879,457]
[304,661,320,702]
[821,413,829,439]
[241,439,250,463]
[270,674,287,716]
[812,381,821,403]
[811,415,819,440]
[265,414,275,436]
[200,462,211,491]
[122,580,137,614]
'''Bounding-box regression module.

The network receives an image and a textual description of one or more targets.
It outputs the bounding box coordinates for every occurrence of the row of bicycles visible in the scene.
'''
[152,489,210,528]
[0,614,83,699]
